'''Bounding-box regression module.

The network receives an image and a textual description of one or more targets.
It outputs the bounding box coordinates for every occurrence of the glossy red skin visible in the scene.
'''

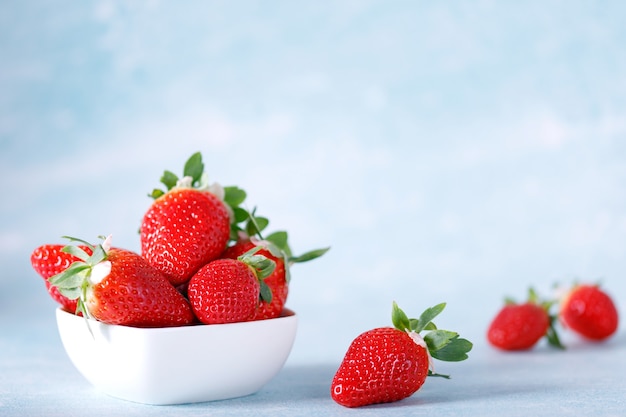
[30,244,93,314]
[487,303,549,350]
[331,327,429,408]
[187,258,261,324]
[88,248,196,327]
[560,285,619,340]
[140,188,230,286]
[222,240,287,320]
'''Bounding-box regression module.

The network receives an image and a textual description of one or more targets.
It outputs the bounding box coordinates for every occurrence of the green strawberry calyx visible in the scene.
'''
[391,301,473,379]
[237,246,277,304]
[47,235,113,321]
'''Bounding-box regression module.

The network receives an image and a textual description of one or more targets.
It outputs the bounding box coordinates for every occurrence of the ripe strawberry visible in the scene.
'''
[48,236,195,327]
[222,240,286,320]
[140,152,231,286]
[223,231,329,320]
[487,288,563,351]
[560,284,619,341]
[30,243,93,313]
[187,248,275,324]
[331,302,472,408]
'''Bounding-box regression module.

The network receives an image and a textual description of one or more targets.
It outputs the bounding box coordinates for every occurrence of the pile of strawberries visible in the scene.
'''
[30,152,328,327]
[487,283,619,350]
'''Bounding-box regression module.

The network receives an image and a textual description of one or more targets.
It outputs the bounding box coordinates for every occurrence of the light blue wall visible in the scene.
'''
[2,1,625,363]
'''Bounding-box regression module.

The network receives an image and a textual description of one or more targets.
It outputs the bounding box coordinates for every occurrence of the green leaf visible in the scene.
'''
[423,322,437,331]
[229,224,241,241]
[289,247,330,263]
[259,280,273,304]
[61,245,91,262]
[239,245,261,257]
[149,188,165,199]
[60,236,95,247]
[262,241,285,259]
[250,256,276,279]
[246,216,269,237]
[224,186,247,207]
[48,263,90,289]
[527,287,539,304]
[58,286,83,300]
[413,303,446,333]
[285,264,292,284]
[424,329,458,351]
[265,231,289,252]
[160,170,179,191]
[183,152,204,184]
[546,315,566,350]
[233,207,250,223]
[238,246,276,280]
[503,297,517,305]
[88,244,108,266]
[429,337,473,362]
[391,301,411,331]
[264,231,293,258]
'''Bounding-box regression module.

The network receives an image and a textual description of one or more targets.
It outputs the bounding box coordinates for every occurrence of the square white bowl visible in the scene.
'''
[55,308,297,405]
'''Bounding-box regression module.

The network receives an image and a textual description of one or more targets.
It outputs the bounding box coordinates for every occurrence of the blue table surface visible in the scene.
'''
[2,299,625,417]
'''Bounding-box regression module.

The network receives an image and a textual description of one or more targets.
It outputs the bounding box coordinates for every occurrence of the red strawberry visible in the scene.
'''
[560,284,619,341]
[487,304,549,350]
[187,248,275,324]
[140,152,231,286]
[30,244,93,313]
[48,236,195,327]
[487,288,563,351]
[331,302,472,408]
[222,232,329,320]
[222,240,286,320]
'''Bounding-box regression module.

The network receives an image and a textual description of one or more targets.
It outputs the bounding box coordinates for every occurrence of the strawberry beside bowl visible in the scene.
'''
[55,307,298,405]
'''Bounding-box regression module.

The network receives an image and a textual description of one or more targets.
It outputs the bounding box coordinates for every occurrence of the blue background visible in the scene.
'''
[1,1,625,415]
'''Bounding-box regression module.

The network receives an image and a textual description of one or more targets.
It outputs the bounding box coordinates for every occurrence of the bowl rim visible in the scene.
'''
[55,307,297,333]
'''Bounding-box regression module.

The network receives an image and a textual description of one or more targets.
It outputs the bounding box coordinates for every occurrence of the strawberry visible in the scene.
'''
[187,248,275,324]
[331,302,472,408]
[31,244,93,313]
[560,283,619,341]
[487,288,563,351]
[222,232,329,320]
[222,240,286,320]
[140,152,231,286]
[48,236,195,327]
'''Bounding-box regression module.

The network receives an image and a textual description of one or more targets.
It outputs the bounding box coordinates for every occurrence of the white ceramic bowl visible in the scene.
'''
[55,307,297,405]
